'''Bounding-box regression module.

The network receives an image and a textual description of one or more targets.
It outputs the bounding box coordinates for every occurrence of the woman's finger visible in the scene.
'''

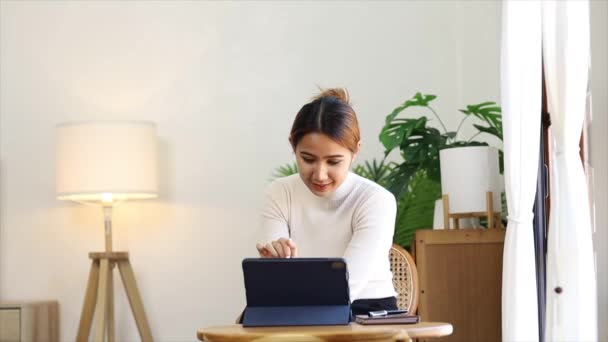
[256,243,271,258]
[256,243,264,253]
[278,238,292,258]
[264,242,279,257]
[272,241,286,258]
[287,238,298,257]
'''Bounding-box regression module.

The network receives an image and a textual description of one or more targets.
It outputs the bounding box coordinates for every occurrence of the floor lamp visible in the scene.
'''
[56,121,158,342]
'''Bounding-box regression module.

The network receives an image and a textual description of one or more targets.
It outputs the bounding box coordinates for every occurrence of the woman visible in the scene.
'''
[256,88,398,315]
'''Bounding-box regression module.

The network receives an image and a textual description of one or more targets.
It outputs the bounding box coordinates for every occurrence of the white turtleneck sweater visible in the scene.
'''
[258,172,398,301]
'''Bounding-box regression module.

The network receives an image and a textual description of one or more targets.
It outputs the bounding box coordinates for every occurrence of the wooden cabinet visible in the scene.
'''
[0,301,58,342]
[414,229,505,342]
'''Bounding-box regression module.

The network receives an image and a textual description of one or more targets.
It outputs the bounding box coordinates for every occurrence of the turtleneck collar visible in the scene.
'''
[298,171,356,203]
[326,171,355,201]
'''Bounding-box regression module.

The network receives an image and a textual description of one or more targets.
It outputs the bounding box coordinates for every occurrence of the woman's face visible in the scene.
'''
[295,132,358,197]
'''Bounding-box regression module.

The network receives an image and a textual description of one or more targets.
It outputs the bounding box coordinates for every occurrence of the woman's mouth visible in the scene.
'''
[312,182,331,192]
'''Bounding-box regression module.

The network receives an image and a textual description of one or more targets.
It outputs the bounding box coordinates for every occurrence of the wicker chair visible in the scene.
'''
[389,244,419,314]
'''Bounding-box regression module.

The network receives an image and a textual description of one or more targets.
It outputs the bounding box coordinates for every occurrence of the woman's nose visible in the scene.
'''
[312,164,328,181]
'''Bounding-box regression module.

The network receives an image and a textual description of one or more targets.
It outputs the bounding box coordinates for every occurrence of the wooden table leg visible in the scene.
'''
[118,260,153,342]
[93,259,109,342]
[76,260,100,342]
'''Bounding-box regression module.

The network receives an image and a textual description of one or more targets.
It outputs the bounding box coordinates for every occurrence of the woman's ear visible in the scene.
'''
[351,141,362,164]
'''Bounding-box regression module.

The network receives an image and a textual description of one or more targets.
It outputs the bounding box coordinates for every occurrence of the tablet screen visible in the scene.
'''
[242,258,350,307]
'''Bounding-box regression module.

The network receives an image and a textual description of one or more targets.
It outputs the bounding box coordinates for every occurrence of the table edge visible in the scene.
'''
[196,322,454,341]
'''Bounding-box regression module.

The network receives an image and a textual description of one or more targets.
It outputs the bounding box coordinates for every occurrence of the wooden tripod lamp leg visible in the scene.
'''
[93,259,110,342]
[76,260,100,342]
[107,264,116,342]
[118,260,154,342]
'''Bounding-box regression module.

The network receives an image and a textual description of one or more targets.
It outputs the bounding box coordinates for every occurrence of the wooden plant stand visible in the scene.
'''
[442,191,504,229]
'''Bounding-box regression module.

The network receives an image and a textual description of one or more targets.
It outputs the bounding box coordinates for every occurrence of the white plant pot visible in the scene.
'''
[439,146,502,214]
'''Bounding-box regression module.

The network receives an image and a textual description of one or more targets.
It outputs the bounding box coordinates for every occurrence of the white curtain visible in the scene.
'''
[543,1,597,341]
[500,1,541,341]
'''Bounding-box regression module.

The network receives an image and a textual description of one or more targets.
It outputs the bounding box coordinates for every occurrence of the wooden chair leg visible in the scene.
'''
[76,260,100,342]
[118,260,154,342]
[93,259,110,342]
[107,263,115,342]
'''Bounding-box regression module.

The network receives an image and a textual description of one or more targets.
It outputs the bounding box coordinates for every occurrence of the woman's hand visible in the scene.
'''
[256,238,298,258]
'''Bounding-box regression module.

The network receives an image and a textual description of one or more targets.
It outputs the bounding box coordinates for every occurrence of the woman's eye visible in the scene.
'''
[328,160,342,166]
[302,158,314,164]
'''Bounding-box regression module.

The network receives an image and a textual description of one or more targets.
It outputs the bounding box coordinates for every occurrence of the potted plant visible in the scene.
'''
[379,93,503,246]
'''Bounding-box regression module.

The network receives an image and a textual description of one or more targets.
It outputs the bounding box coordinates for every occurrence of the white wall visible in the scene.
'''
[0,1,504,341]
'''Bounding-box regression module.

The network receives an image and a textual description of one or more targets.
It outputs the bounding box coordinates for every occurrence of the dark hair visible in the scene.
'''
[288,88,360,152]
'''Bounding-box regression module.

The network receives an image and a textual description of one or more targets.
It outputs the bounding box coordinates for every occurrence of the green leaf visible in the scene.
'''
[446,141,488,148]
[385,163,418,200]
[353,159,396,187]
[384,102,409,125]
[406,93,437,107]
[473,124,502,140]
[379,123,408,152]
[390,125,448,183]
[393,171,441,248]
[269,162,298,181]
[499,150,504,174]
[380,117,428,153]
[461,101,503,140]
[383,93,437,125]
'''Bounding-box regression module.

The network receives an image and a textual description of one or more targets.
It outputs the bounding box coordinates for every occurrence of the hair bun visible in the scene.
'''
[313,87,350,105]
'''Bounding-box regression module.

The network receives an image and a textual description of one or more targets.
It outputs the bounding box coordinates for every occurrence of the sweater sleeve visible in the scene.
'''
[343,188,397,300]
[258,180,291,245]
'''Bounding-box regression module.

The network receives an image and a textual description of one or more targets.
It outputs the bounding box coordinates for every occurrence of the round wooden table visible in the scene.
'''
[197,322,453,342]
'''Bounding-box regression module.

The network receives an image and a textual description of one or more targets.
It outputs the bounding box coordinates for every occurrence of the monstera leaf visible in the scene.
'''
[393,171,441,247]
[460,102,503,140]
[458,102,504,173]
[384,93,437,125]
[380,115,451,197]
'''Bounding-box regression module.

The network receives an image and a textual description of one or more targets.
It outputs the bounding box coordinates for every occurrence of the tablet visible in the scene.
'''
[241,258,351,326]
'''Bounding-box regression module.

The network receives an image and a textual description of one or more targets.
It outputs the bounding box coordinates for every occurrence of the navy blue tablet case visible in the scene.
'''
[241,258,351,327]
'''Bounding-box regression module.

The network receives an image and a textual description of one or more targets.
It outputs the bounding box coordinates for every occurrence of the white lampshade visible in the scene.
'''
[56,121,158,202]
[439,146,501,213]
